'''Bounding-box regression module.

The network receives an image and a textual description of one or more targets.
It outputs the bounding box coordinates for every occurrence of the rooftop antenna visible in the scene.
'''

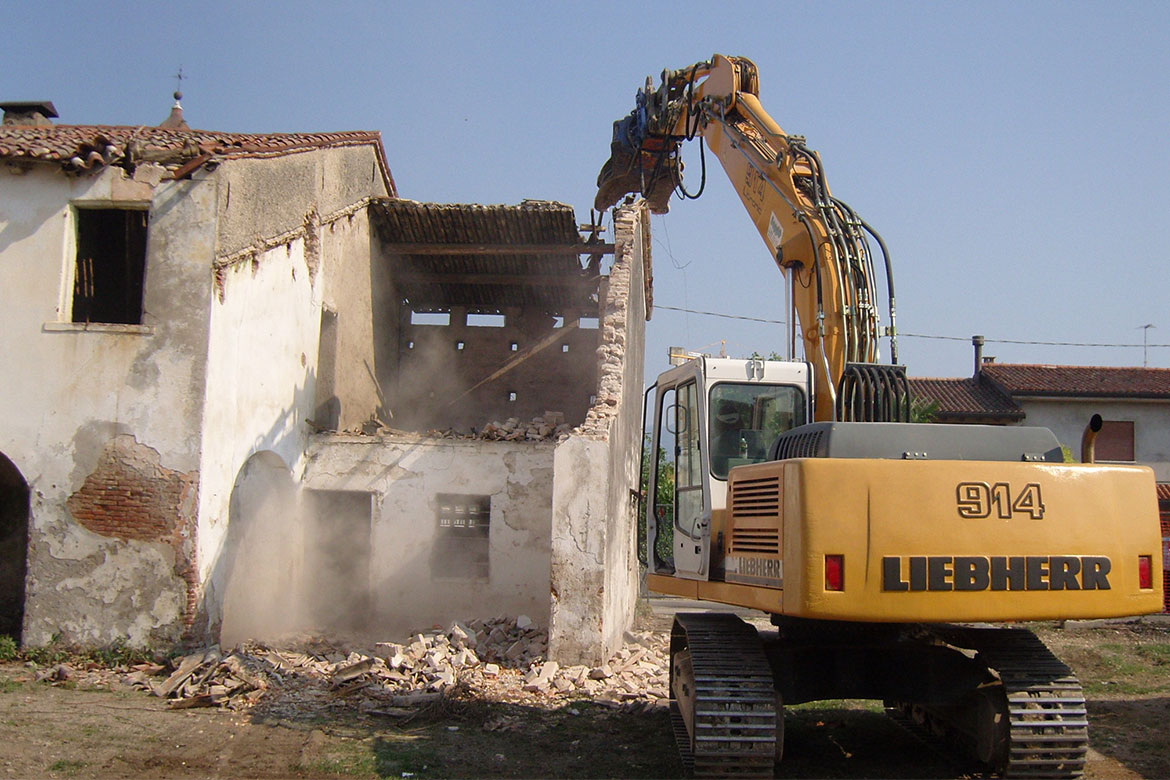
[1140,324,1156,367]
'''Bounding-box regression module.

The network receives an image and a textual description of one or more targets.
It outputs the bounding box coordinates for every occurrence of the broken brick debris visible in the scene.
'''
[30,615,671,717]
[331,412,574,443]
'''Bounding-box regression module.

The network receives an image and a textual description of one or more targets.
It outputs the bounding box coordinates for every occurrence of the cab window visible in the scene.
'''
[709,383,805,479]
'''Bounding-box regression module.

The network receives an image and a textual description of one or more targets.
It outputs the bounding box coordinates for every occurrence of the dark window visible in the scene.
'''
[72,207,148,324]
[1096,420,1135,462]
[431,494,490,580]
[708,383,807,479]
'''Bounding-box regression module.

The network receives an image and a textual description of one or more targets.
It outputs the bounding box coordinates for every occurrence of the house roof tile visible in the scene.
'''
[909,376,1024,422]
[0,124,395,194]
[981,364,1170,399]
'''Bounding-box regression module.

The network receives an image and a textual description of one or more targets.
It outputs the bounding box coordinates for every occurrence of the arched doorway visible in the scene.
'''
[0,454,30,642]
[219,451,300,647]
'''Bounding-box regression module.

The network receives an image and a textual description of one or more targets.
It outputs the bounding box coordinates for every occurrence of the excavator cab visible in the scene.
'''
[645,356,809,580]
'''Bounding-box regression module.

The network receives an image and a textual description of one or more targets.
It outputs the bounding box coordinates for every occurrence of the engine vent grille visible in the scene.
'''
[730,475,781,517]
[729,527,780,555]
[773,429,825,460]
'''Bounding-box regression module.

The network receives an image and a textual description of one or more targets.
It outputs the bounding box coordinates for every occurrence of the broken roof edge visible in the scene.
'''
[378,197,576,213]
[0,124,396,196]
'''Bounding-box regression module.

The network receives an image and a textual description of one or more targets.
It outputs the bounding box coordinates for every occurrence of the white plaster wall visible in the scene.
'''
[1018,399,1170,481]
[0,164,216,645]
[195,148,388,639]
[303,436,554,634]
[196,236,321,633]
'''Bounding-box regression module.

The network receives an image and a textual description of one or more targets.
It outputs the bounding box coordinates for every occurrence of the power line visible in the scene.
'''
[656,304,787,326]
[657,304,1170,348]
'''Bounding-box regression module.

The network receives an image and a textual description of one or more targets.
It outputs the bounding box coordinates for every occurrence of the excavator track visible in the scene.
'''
[889,626,1088,779]
[670,613,778,778]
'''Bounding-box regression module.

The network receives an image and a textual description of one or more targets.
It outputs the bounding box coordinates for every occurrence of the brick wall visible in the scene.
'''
[66,435,199,626]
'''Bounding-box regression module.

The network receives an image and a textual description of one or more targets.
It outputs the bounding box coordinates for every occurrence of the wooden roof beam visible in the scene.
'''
[385,242,614,256]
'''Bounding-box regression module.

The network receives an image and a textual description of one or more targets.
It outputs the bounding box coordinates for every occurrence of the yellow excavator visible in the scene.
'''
[595,55,1163,778]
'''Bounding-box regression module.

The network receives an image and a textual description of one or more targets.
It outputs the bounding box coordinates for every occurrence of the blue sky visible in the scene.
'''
[8,1,1169,380]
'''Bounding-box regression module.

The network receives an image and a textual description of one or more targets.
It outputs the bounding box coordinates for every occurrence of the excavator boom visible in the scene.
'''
[597,55,900,421]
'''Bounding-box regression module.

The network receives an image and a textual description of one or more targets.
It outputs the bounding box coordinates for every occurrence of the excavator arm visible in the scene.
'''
[596,55,902,421]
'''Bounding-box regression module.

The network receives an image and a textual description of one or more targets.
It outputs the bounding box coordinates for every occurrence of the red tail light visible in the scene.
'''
[1139,555,1152,589]
[825,554,844,591]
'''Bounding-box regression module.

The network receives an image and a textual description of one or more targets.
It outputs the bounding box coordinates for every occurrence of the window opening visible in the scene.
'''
[507,391,517,402]
[467,313,506,327]
[579,317,599,329]
[510,342,519,352]
[675,382,704,540]
[411,311,450,326]
[455,340,466,351]
[561,344,570,353]
[709,383,806,479]
[71,207,148,325]
[648,389,676,572]
[432,494,490,580]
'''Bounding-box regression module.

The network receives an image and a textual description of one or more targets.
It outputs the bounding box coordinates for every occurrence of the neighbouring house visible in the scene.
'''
[0,99,650,664]
[910,336,1170,612]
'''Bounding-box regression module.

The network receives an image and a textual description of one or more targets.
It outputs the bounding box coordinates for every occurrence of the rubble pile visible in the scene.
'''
[336,412,574,442]
[46,616,670,718]
[476,412,572,442]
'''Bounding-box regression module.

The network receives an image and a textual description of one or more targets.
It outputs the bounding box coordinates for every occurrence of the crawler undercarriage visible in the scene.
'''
[669,613,1088,779]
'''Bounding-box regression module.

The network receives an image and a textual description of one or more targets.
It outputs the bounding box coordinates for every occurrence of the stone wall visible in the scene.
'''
[548,203,649,665]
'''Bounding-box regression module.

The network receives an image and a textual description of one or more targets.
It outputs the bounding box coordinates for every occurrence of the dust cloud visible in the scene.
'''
[219,460,375,647]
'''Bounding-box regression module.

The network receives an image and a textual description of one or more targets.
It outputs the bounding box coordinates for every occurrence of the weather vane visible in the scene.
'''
[173,67,185,102]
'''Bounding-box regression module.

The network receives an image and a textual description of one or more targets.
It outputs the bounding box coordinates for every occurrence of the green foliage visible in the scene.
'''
[48,759,88,776]
[638,436,675,567]
[910,398,939,423]
[16,633,159,669]
[22,634,71,667]
[87,639,155,667]
[0,635,17,662]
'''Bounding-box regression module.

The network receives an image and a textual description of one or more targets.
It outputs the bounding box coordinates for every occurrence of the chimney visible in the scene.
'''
[1,101,58,126]
[972,335,985,378]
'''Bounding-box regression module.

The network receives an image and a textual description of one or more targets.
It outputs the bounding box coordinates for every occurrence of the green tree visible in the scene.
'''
[638,436,674,567]
[910,398,940,423]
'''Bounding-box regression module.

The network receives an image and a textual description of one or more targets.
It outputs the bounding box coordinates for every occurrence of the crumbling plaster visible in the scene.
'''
[1,163,215,646]
[1,141,389,646]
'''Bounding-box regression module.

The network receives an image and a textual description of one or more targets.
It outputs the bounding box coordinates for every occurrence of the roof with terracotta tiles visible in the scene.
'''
[1156,482,1170,502]
[981,364,1170,399]
[908,376,1024,422]
[0,124,395,194]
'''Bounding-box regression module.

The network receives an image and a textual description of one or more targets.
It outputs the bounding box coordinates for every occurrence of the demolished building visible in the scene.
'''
[0,101,650,665]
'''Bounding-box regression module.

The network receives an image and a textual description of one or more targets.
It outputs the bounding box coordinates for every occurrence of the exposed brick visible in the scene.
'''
[66,435,200,627]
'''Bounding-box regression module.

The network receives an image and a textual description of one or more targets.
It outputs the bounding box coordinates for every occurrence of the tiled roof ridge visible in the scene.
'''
[0,123,396,197]
[983,362,1170,373]
[0,124,384,166]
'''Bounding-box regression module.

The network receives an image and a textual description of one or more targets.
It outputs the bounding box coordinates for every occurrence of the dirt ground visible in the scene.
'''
[2,614,1168,780]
